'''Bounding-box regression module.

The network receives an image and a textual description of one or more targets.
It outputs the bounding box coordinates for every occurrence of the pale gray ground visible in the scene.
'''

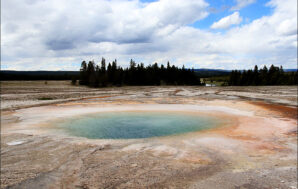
[1,81,297,110]
[1,81,297,189]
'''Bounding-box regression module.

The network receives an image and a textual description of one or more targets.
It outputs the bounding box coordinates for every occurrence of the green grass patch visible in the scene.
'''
[201,75,230,86]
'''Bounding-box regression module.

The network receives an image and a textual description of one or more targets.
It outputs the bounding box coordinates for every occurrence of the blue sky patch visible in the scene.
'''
[190,0,272,30]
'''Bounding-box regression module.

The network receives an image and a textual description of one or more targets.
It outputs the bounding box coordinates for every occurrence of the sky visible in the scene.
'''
[1,0,297,70]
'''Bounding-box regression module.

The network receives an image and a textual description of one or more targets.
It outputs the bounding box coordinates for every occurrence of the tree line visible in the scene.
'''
[79,58,201,87]
[229,65,297,86]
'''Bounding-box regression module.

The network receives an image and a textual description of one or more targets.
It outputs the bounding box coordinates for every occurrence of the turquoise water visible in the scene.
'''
[56,112,222,139]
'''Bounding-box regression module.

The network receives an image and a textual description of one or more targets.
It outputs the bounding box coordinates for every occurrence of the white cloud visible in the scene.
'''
[1,0,297,70]
[1,0,208,56]
[231,0,256,11]
[211,12,242,29]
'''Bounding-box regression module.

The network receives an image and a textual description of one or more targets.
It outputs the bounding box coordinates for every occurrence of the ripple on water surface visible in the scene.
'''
[54,111,225,139]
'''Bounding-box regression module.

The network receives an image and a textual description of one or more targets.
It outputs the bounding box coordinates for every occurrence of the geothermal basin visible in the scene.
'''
[52,111,226,139]
[1,83,297,189]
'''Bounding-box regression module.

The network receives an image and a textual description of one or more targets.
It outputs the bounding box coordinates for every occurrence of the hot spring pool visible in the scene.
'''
[54,111,224,139]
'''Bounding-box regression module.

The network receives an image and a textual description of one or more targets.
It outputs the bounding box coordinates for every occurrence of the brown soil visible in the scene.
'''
[250,101,297,120]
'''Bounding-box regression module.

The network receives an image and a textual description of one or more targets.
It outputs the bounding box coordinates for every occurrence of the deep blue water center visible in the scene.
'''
[57,112,221,139]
